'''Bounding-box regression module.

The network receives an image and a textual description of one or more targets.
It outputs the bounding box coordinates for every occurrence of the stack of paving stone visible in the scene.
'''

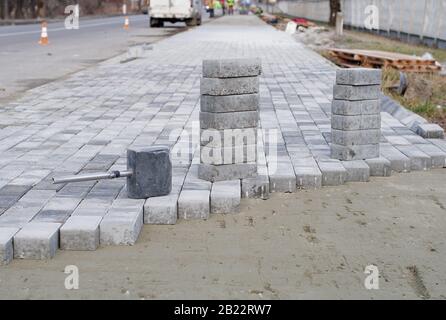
[198,58,261,182]
[331,68,382,161]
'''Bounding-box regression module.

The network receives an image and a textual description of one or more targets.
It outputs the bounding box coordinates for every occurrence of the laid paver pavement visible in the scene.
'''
[0,15,445,263]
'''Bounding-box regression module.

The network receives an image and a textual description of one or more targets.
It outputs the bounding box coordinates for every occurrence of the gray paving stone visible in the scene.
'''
[99,200,144,246]
[200,144,257,165]
[201,77,259,96]
[336,68,382,86]
[269,162,297,193]
[178,190,210,220]
[385,135,412,146]
[198,162,257,182]
[416,124,444,139]
[294,166,323,189]
[144,194,178,225]
[19,190,58,206]
[211,180,241,214]
[331,143,380,161]
[317,160,347,186]
[365,157,392,177]
[83,154,119,171]
[0,227,19,265]
[200,128,257,147]
[201,94,259,113]
[341,160,370,182]
[415,144,446,168]
[0,185,32,208]
[333,85,381,101]
[242,174,270,199]
[71,199,111,217]
[200,111,258,130]
[203,58,262,78]
[182,164,212,191]
[86,180,124,200]
[380,144,411,173]
[14,222,61,260]
[331,114,381,131]
[429,139,446,154]
[60,216,102,251]
[32,209,72,223]
[57,183,94,199]
[332,129,381,146]
[395,145,432,171]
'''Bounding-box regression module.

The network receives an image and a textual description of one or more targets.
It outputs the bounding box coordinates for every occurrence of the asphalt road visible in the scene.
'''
[0,14,200,103]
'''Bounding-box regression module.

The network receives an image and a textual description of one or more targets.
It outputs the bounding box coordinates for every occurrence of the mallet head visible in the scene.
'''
[126,146,172,199]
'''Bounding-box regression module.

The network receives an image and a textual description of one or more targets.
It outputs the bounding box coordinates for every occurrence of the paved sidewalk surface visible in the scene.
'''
[0,16,445,266]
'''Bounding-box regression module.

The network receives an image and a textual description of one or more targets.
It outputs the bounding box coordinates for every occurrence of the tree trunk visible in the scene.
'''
[15,0,24,19]
[29,0,37,18]
[2,0,9,19]
[36,0,44,18]
[329,0,341,26]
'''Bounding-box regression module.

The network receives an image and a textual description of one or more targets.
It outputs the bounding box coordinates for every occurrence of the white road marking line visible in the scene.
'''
[0,17,148,38]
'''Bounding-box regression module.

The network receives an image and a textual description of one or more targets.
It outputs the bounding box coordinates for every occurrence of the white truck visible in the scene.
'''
[149,0,203,27]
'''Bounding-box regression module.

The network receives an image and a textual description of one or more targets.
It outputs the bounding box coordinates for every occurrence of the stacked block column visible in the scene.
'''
[331,68,382,161]
[198,58,262,182]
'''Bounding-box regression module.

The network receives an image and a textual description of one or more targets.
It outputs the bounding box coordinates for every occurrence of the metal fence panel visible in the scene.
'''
[274,0,446,43]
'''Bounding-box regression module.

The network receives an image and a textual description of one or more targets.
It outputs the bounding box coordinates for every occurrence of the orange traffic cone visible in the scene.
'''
[38,21,49,45]
[123,16,129,30]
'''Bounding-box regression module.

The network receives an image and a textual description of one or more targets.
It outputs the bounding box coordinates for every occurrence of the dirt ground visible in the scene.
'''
[0,170,445,300]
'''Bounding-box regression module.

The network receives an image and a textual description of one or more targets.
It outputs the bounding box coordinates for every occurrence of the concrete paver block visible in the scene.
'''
[203,58,262,78]
[331,143,380,161]
[71,199,111,217]
[415,144,446,168]
[14,222,61,260]
[395,145,432,171]
[0,227,19,265]
[332,129,381,146]
[342,160,370,182]
[294,166,323,189]
[201,94,259,113]
[211,180,241,214]
[336,68,382,86]
[365,157,392,177]
[428,139,446,154]
[332,99,380,116]
[333,84,381,101]
[416,124,444,139]
[317,160,347,186]
[99,200,144,246]
[380,144,411,173]
[200,144,257,165]
[331,114,381,131]
[200,128,257,147]
[242,174,270,199]
[144,194,178,225]
[178,190,210,220]
[60,216,102,251]
[269,160,297,193]
[201,77,259,96]
[198,163,257,182]
[200,111,258,130]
